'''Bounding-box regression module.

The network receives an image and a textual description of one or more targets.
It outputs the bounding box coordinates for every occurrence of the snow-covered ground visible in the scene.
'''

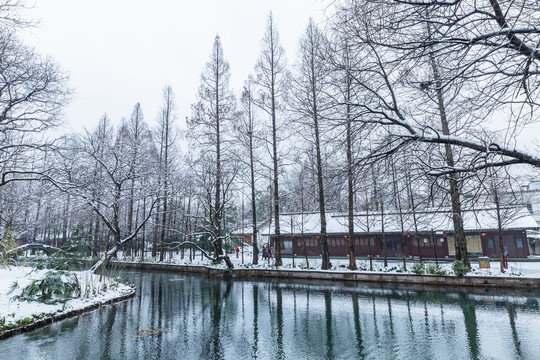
[0,266,133,331]
[114,249,540,278]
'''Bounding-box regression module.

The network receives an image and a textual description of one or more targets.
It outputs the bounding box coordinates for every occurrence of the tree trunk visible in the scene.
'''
[61,193,70,247]
[381,203,387,268]
[141,196,146,261]
[313,84,330,270]
[429,41,469,266]
[346,97,356,270]
[494,185,505,273]
[248,95,258,265]
[391,159,407,271]
[214,74,223,259]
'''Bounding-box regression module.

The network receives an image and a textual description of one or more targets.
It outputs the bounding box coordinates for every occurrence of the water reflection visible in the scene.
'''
[1,271,540,360]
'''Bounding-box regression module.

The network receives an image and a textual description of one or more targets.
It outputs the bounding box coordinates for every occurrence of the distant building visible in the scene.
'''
[258,208,538,259]
[231,218,272,246]
[519,180,540,254]
[522,180,540,222]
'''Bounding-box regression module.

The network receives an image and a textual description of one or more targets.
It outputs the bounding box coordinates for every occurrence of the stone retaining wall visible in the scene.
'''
[111,261,540,289]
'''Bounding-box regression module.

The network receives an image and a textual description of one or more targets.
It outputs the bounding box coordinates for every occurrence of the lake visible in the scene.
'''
[1,269,539,359]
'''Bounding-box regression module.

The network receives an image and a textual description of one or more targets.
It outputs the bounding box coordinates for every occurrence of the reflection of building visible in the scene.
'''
[259,208,538,259]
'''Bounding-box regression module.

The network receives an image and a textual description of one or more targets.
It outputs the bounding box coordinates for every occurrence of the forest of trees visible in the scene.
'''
[1,0,540,272]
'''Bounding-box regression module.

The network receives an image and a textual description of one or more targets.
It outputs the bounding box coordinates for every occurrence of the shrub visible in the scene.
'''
[0,228,18,268]
[411,262,425,275]
[34,254,83,271]
[16,270,81,304]
[452,260,470,276]
[62,225,92,256]
[426,262,447,276]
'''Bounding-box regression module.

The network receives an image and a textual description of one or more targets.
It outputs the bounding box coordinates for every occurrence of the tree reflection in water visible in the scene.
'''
[1,271,539,360]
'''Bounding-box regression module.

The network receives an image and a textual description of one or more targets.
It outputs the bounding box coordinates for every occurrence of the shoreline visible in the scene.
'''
[0,286,136,340]
[108,261,540,289]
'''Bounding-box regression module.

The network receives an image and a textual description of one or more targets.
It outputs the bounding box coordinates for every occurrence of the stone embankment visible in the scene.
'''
[112,261,540,289]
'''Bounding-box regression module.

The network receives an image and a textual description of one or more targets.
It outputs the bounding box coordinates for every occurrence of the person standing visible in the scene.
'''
[235,245,239,258]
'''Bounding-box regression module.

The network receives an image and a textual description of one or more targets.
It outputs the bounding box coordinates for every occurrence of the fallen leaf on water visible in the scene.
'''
[129,327,168,338]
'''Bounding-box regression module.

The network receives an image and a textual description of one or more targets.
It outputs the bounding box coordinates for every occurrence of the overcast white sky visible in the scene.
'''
[21,0,328,133]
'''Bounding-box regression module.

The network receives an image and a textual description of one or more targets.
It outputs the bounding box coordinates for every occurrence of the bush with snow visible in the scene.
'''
[411,262,425,275]
[15,270,81,305]
[452,260,470,276]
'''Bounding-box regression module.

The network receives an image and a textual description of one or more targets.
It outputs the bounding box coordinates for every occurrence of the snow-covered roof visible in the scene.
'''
[232,218,271,236]
[259,207,539,236]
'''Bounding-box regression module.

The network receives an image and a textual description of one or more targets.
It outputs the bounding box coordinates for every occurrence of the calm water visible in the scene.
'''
[1,270,540,360]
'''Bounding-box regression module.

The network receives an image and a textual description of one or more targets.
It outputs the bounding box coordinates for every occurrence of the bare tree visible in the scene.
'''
[291,19,333,270]
[476,165,527,273]
[49,118,160,273]
[155,86,177,261]
[326,33,363,270]
[330,0,540,172]
[118,103,153,256]
[0,29,69,187]
[189,35,237,265]
[0,0,34,29]
[237,77,262,264]
[330,1,476,264]
[253,12,289,267]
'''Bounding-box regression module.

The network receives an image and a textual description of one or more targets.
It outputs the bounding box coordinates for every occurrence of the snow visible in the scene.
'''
[114,249,540,278]
[0,266,133,330]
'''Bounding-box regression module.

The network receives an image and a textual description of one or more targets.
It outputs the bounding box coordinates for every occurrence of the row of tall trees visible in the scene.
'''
[2,1,540,273]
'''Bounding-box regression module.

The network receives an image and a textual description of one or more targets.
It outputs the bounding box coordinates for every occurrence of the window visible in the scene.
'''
[516,239,523,248]
[488,239,494,248]
[283,240,292,249]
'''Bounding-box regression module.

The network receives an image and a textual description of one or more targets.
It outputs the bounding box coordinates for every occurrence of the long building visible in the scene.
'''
[258,208,538,259]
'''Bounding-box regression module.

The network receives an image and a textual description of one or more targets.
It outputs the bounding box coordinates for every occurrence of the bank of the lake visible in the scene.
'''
[0,267,136,340]
[106,260,540,289]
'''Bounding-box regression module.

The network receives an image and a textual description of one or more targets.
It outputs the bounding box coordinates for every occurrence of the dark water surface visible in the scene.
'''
[1,270,540,359]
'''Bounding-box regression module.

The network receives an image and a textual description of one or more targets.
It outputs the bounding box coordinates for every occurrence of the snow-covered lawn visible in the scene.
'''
[0,266,133,332]
[114,250,540,278]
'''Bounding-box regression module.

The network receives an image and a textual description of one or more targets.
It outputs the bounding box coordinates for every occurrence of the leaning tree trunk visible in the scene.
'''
[429,41,469,266]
